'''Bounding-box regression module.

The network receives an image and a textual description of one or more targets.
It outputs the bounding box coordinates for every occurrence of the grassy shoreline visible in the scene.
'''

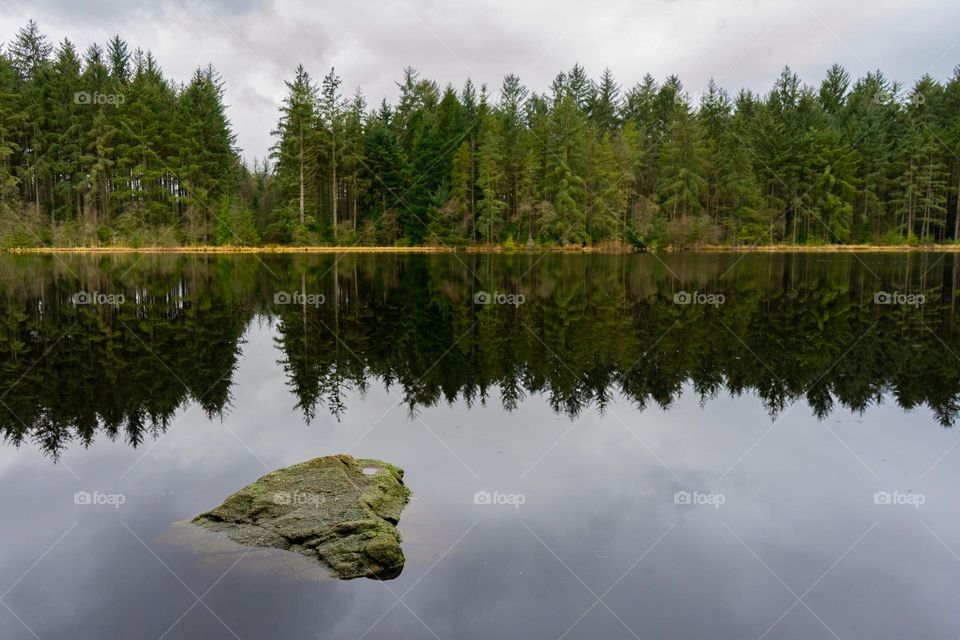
[3,243,960,254]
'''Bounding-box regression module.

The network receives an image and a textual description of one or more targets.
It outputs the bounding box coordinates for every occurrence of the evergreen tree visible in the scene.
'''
[319,67,343,239]
[590,67,621,135]
[271,64,318,230]
[476,116,506,243]
[0,52,22,211]
[9,19,52,81]
[2,19,960,249]
[658,108,707,219]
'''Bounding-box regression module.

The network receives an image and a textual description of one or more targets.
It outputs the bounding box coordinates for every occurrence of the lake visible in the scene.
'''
[1,251,959,639]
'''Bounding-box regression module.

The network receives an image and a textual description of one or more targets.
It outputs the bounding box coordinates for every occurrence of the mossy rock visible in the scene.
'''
[192,454,411,579]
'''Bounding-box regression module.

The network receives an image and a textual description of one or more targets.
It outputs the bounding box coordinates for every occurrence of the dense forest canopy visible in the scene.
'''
[2,20,960,248]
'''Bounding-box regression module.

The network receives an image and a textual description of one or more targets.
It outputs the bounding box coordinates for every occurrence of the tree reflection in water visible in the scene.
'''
[1,251,957,459]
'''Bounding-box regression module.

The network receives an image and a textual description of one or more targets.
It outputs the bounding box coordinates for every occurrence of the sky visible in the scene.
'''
[2,0,959,162]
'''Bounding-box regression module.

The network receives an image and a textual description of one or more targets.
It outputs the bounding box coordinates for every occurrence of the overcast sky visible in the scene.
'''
[3,0,959,161]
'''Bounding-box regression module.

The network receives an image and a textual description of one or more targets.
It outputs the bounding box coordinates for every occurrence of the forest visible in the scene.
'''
[2,20,960,249]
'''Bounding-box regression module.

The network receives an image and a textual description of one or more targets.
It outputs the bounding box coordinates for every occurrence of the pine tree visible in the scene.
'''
[819,64,850,119]
[590,68,621,135]
[176,65,236,240]
[942,67,960,240]
[361,102,406,243]
[498,74,527,225]
[9,20,52,81]
[271,64,318,229]
[698,79,732,220]
[342,89,367,234]
[476,116,506,243]
[566,64,594,112]
[543,94,588,244]
[845,71,898,239]
[49,40,83,222]
[0,51,22,211]
[658,108,707,219]
[319,68,343,239]
[12,21,53,220]
[448,140,475,241]
[107,36,131,83]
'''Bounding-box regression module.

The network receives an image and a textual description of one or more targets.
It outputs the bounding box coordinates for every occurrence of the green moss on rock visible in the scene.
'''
[192,454,411,579]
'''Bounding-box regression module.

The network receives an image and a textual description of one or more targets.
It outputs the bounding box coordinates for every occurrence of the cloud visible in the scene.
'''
[2,0,958,161]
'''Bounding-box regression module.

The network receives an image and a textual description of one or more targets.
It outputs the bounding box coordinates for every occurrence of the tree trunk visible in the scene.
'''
[470,139,476,242]
[954,171,960,241]
[331,134,338,241]
[34,172,41,219]
[298,125,305,224]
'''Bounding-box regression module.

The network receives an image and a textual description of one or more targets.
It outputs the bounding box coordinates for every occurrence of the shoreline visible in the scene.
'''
[3,243,960,255]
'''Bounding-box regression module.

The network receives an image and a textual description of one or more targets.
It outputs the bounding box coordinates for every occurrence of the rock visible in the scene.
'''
[192,454,411,580]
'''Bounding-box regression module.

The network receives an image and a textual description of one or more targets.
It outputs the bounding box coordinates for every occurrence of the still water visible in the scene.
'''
[1,252,959,639]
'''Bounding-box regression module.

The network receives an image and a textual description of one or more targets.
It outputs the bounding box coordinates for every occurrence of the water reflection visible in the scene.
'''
[1,252,957,458]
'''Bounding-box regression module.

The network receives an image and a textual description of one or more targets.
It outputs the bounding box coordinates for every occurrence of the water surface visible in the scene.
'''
[1,252,958,639]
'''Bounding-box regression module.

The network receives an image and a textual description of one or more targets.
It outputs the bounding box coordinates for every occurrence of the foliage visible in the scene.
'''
[3,20,960,247]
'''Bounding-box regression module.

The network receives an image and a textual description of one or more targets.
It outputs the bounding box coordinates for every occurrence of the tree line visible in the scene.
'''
[2,20,960,248]
[0,20,255,247]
